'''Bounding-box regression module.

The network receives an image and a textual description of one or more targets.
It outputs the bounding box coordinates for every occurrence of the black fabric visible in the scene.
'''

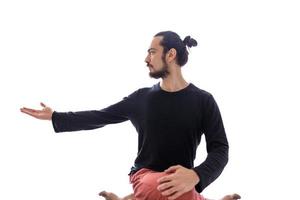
[52,82,228,192]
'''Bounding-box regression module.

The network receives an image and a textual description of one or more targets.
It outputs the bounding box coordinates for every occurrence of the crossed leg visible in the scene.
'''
[99,168,241,200]
[99,191,241,200]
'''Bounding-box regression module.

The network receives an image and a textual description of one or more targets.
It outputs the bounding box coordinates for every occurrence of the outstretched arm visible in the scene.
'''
[20,89,139,133]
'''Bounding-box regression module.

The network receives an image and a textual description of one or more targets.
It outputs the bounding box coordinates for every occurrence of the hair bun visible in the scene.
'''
[183,36,198,48]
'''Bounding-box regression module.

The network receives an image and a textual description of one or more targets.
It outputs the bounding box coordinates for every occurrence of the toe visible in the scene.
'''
[232,193,241,199]
[99,191,109,197]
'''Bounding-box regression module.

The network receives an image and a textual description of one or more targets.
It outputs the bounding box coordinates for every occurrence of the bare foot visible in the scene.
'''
[222,193,241,200]
[99,191,121,200]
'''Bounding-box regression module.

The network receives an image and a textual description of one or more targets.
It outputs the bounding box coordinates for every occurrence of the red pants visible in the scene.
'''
[129,168,205,200]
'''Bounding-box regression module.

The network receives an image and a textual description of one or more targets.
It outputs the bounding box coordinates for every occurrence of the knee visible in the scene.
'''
[137,173,195,200]
[133,172,164,199]
[137,172,160,194]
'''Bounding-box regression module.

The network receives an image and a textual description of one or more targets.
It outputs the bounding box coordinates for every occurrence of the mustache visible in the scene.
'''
[146,63,153,68]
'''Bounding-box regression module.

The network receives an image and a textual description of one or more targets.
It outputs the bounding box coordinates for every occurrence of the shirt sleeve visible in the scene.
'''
[193,94,229,193]
[51,90,139,133]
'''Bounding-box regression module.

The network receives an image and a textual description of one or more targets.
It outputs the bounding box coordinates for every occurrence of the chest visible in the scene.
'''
[139,94,202,131]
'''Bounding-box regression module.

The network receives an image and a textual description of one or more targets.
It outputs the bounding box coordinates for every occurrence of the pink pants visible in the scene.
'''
[129,168,205,200]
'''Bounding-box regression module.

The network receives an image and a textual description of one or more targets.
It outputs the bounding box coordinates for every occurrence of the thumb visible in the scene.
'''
[40,102,46,108]
[164,165,181,173]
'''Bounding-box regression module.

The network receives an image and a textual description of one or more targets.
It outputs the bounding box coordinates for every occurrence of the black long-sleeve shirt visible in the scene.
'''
[52,82,229,192]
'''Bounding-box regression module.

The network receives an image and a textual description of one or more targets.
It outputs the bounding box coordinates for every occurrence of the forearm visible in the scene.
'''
[194,144,229,192]
[52,110,128,133]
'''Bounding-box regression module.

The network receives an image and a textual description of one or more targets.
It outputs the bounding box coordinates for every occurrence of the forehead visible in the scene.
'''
[149,36,163,50]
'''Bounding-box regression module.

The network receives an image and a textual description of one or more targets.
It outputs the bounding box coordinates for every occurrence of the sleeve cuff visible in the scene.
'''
[192,168,204,193]
[51,111,60,133]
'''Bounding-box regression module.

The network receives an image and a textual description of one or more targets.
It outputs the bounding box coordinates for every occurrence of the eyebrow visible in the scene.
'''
[147,48,157,53]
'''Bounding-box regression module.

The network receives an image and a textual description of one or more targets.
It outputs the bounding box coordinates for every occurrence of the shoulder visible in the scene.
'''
[189,83,213,98]
[126,84,156,99]
[135,83,161,95]
[188,84,220,110]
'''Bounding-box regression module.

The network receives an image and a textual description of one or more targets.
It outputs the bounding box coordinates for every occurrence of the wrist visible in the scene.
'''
[190,169,200,184]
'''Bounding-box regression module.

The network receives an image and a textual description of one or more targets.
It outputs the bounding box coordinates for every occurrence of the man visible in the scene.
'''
[21,31,240,200]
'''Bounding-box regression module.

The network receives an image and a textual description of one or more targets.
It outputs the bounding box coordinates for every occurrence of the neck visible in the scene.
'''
[160,65,189,92]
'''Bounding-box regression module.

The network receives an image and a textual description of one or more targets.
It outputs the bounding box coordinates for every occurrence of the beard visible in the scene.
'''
[149,65,169,79]
[148,56,170,79]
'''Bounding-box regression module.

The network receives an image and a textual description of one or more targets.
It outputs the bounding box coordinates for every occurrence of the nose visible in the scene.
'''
[145,54,150,64]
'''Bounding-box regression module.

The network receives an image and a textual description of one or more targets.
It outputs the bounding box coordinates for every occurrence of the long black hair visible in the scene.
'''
[154,31,198,66]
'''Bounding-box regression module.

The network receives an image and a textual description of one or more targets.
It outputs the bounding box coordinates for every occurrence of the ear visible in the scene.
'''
[166,48,177,63]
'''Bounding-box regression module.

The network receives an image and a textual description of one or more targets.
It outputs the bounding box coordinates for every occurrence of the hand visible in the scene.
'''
[157,165,200,200]
[20,102,53,120]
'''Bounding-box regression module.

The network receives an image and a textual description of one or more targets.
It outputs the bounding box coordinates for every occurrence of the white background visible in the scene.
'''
[1,0,299,199]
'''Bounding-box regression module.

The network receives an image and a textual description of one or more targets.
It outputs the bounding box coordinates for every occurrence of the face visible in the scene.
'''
[145,36,169,79]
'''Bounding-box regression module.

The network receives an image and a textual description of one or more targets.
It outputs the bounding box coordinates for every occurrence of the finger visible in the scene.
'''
[21,107,38,113]
[157,174,173,183]
[20,108,38,115]
[168,191,183,200]
[161,186,177,196]
[164,165,181,173]
[157,181,173,191]
[21,108,43,116]
[40,102,46,108]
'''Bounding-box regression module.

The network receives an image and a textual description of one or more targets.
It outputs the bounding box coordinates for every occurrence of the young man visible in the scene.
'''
[21,31,240,200]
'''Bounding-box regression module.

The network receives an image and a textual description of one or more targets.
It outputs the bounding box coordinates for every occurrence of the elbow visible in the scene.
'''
[223,143,229,167]
[216,143,229,168]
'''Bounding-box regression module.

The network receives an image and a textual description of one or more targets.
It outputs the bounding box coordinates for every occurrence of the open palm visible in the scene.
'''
[20,102,53,120]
